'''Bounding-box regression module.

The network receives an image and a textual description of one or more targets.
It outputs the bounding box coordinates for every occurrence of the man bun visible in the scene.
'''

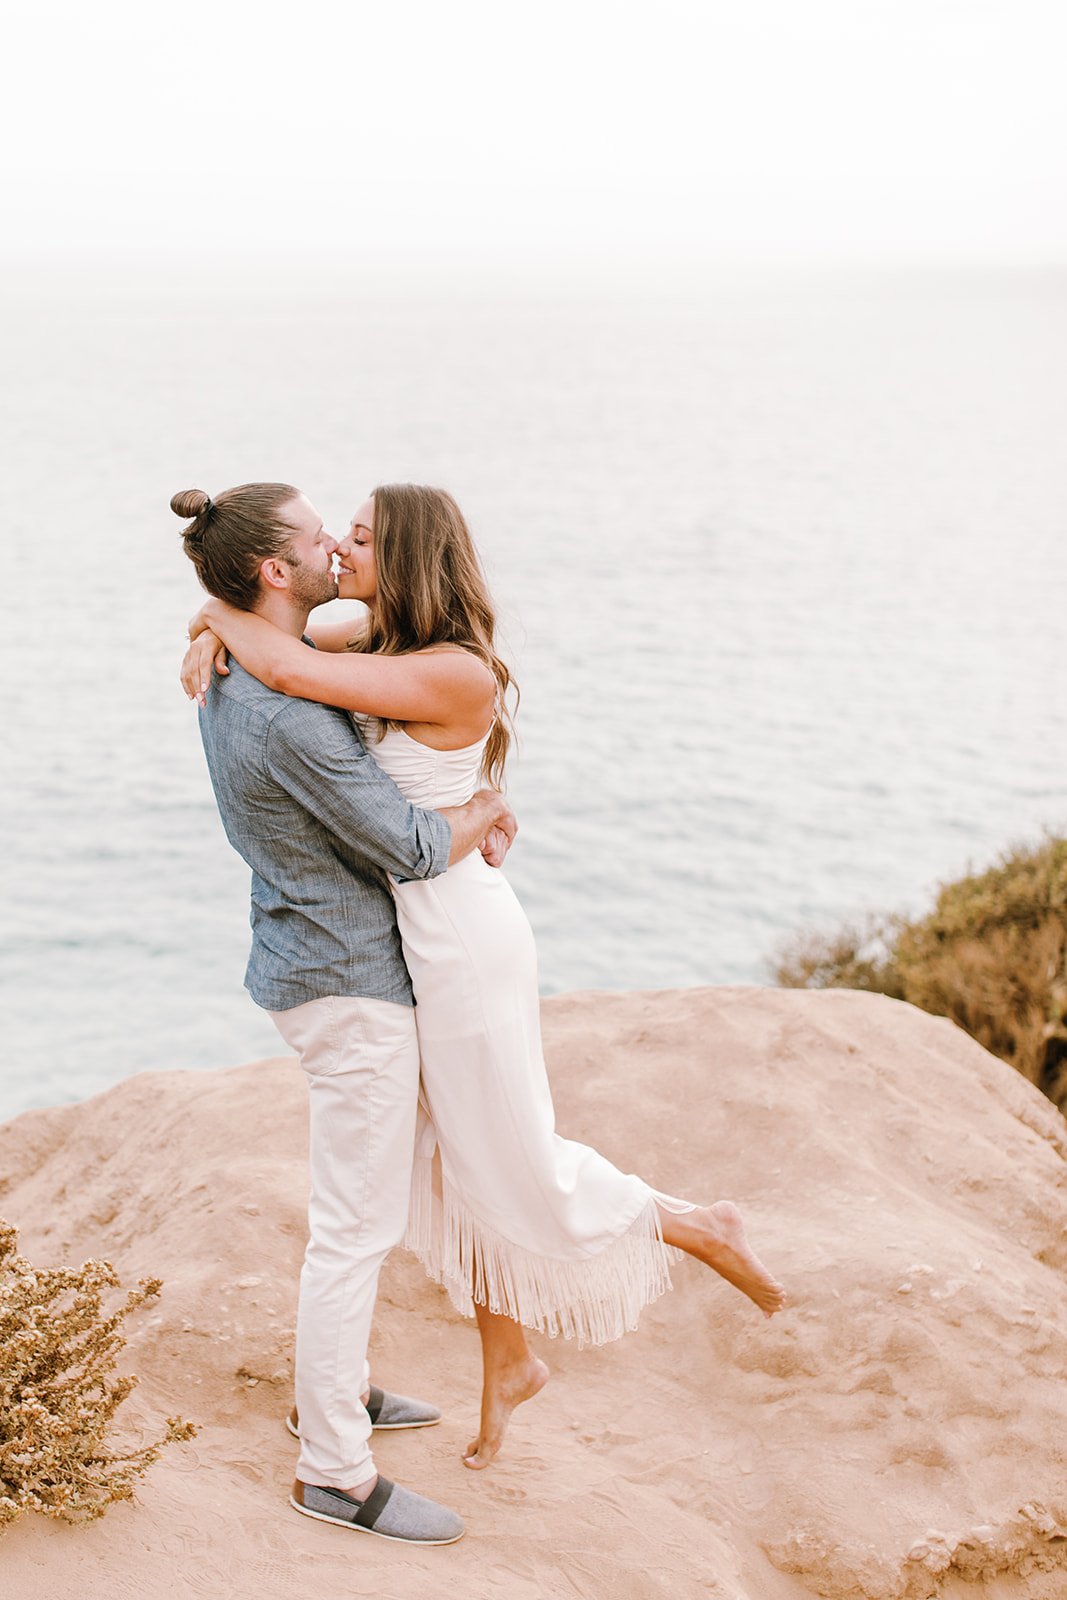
[174,480,302,609]
[171,489,212,519]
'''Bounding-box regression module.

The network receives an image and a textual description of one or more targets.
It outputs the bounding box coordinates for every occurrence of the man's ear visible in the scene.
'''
[258,556,291,592]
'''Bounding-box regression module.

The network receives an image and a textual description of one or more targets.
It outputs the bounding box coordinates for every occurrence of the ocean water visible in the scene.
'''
[3,268,1065,1122]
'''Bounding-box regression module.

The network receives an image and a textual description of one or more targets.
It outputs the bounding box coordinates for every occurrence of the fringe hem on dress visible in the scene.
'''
[404,1156,683,1349]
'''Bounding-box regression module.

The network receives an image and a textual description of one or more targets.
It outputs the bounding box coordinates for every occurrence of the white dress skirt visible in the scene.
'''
[357,721,690,1348]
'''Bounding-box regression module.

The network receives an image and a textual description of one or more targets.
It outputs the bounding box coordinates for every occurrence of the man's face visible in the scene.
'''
[271,494,338,611]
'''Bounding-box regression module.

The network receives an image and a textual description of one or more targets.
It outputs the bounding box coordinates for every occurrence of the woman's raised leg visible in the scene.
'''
[461,1199,783,1470]
[657,1198,785,1317]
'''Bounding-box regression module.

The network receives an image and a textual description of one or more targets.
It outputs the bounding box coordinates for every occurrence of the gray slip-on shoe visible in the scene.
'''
[290,1476,464,1545]
[286,1384,442,1439]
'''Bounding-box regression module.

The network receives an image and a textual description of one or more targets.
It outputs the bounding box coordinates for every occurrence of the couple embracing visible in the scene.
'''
[175,480,784,1547]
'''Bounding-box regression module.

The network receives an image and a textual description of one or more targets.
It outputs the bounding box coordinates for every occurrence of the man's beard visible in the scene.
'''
[288,558,337,613]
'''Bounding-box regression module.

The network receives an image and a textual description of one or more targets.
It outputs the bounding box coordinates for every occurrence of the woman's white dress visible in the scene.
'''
[357,720,686,1348]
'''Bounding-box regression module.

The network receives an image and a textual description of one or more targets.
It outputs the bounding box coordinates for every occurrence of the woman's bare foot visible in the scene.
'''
[463,1354,549,1469]
[662,1199,786,1317]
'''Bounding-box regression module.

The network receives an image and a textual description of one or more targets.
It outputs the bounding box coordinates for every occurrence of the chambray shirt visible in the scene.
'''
[198,656,451,1011]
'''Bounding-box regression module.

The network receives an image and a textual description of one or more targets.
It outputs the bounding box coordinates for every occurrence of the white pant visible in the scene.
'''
[270,994,420,1487]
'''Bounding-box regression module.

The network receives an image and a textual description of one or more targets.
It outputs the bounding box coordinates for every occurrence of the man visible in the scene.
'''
[174,480,515,1545]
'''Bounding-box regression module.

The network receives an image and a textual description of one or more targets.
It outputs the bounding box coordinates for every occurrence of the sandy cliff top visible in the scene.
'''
[2,986,1066,1600]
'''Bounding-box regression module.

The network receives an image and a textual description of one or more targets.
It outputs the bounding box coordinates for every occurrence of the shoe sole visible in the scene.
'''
[289,1493,463,1545]
[286,1415,441,1439]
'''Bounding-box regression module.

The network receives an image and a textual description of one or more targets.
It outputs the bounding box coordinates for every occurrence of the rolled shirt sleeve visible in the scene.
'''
[265,700,451,882]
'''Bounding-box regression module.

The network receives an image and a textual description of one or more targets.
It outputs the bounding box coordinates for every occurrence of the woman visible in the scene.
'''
[181,483,784,1468]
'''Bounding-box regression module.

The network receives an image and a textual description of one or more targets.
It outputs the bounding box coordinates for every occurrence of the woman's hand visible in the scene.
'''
[181,629,229,707]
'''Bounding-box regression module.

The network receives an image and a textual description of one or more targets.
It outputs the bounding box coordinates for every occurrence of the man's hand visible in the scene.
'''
[479,824,512,868]
[442,790,517,868]
[480,799,516,867]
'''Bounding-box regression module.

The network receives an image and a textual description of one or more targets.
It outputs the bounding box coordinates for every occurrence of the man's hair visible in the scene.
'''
[171,483,301,609]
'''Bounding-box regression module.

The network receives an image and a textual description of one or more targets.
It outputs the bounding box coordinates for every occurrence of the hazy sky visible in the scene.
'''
[3,0,1065,273]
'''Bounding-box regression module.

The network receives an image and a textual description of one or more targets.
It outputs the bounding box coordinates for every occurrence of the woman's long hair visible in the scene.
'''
[351,484,516,788]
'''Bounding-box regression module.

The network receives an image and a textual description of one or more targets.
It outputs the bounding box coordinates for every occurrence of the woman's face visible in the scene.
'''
[335,496,377,604]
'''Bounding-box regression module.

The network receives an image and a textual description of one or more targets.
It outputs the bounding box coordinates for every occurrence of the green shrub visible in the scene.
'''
[0,1221,195,1529]
[775,836,1067,1113]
